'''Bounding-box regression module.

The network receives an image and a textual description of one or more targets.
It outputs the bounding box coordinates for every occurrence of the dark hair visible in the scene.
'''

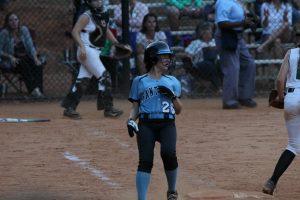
[141,13,160,34]
[195,21,212,39]
[3,12,20,32]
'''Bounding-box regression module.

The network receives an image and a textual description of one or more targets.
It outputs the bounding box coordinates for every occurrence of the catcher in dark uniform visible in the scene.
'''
[127,41,183,200]
[61,0,125,119]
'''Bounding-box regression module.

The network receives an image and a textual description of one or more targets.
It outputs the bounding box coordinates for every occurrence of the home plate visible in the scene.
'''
[186,188,274,199]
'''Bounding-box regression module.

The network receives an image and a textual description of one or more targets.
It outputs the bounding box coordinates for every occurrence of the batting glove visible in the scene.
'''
[127,118,139,137]
[157,85,176,100]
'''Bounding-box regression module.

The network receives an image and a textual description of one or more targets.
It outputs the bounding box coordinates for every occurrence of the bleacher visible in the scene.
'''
[108,0,298,95]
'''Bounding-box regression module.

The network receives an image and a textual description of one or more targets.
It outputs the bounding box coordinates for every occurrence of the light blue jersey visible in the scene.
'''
[128,74,181,118]
[215,0,245,31]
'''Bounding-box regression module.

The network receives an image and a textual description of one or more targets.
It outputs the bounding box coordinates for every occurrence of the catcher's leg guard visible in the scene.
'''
[97,71,123,117]
[97,71,111,110]
[61,78,90,110]
[97,90,104,110]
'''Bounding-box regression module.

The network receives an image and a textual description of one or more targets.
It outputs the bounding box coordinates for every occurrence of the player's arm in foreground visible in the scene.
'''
[276,50,290,101]
[127,102,139,137]
[129,102,139,121]
[72,14,89,60]
[173,97,182,115]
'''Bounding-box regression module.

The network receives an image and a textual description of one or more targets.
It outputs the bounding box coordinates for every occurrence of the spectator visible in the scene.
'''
[215,0,257,109]
[256,0,292,55]
[136,13,167,75]
[113,0,149,48]
[0,12,44,98]
[183,22,222,92]
[166,0,204,31]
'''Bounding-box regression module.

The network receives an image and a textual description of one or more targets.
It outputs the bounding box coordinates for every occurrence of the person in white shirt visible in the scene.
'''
[257,0,292,53]
[184,22,222,92]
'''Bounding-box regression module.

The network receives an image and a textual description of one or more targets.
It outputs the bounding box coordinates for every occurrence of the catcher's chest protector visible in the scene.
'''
[88,11,109,48]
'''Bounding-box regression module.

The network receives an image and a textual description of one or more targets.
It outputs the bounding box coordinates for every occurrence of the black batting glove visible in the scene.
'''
[157,85,176,100]
[127,118,139,137]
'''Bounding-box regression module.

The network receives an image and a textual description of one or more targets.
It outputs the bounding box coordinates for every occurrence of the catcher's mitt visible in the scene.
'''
[268,89,284,109]
[111,43,132,60]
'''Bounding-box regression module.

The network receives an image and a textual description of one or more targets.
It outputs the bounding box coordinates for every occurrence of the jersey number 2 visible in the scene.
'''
[162,101,175,114]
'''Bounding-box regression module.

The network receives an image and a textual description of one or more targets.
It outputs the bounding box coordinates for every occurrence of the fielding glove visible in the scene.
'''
[157,85,176,100]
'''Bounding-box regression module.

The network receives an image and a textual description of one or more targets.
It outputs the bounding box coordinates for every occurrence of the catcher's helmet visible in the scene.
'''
[144,41,173,69]
[84,0,104,14]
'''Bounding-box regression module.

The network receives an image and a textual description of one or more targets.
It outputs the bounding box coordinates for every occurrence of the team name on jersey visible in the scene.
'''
[141,86,159,103]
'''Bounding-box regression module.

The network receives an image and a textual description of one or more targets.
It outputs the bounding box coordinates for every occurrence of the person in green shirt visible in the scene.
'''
[166,0,203,30]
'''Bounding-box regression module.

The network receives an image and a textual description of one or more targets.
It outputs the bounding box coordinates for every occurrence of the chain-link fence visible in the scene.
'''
[0,0,299,100]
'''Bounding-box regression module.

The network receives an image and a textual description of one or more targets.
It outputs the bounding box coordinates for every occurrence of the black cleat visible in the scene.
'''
[223,102,241,109]
[262,179,276,195]
[104,107,123,118]
[239,99,257,108]
[167,191,178,200]
[63,108,81,119]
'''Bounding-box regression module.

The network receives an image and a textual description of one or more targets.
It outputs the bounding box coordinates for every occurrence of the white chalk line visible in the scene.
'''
[233,191,265,199]
[89,129,136,153]
[81,126,217,191]
[63,151,121,189]
[88,128,216,188]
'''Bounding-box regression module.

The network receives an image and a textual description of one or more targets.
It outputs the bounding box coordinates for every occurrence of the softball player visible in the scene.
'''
[262,46,300,195]
[127,41,183,200]
[61,0,123,119]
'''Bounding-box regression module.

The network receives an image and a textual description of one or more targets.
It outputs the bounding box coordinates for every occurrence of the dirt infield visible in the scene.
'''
[0,98,299,200]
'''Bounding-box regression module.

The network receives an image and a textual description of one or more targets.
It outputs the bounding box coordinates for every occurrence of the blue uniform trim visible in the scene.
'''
[162,74,173,80]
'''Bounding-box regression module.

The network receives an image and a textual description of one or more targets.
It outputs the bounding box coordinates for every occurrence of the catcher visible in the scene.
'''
[61,0,131,119]
[262,46,300,195]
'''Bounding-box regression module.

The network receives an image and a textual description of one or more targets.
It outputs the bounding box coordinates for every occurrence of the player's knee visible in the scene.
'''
[75,77,90,92]
[138,161,153,173]
[98,70,112,87]
[287,142,300,155]
[161,154,178,170]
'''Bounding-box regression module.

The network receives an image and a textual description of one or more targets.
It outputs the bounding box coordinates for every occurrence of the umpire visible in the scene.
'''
[215,0,257,109]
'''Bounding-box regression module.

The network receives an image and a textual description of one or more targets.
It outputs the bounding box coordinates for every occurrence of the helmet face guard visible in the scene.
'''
[144,41,174,70]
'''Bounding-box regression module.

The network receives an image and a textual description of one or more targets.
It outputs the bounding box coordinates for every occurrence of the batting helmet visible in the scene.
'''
[144,41,173,70]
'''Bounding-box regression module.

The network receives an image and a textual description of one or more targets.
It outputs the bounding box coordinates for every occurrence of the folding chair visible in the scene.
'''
[0,61,25,95]
[181,55,221,96]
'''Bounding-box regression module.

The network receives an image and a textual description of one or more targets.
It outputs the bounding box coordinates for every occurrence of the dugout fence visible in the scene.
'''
[0,0,299,100]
